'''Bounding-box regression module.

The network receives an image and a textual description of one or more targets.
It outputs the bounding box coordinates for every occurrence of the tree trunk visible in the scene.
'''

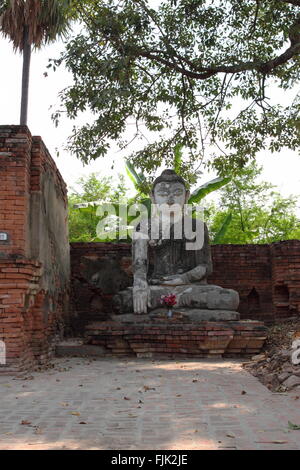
[20,27,31,126]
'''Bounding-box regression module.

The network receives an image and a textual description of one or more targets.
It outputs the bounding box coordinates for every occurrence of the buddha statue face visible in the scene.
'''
[151,170,190,215]
[153,181,187,208]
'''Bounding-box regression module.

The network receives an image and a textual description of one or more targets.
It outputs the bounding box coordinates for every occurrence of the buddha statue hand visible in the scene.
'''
[133,281,150,314]
[159,274,188,286]
[151,266,207,287]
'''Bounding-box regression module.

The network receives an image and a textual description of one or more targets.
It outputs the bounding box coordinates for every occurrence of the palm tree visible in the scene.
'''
[0,0,75,125]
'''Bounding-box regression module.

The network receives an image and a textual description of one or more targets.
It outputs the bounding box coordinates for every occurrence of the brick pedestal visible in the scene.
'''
[85,319,267,358]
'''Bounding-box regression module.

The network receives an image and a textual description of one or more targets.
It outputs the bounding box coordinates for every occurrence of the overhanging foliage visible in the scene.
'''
[51,0,300,180]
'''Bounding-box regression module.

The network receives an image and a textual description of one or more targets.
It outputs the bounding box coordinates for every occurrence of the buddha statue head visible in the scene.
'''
[151,169,190,211]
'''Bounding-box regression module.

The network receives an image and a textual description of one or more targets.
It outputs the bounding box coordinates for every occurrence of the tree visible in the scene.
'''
[206,161,300,243]
[0,0,76,125]
[68,172,129,241]
[51,0,300,180]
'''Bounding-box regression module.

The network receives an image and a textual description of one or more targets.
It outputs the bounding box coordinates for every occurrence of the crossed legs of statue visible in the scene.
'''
[113,284,239,314]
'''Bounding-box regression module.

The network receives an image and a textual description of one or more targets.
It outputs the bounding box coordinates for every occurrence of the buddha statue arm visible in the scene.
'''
[159,223,212,285]
[132,234,149,314]
[182,221,212,282]
[159,265,207,285]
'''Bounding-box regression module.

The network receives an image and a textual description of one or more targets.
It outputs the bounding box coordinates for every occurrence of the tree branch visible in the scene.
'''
[247,0,261,38]
[136,37,300,79]
[279,0,300,6]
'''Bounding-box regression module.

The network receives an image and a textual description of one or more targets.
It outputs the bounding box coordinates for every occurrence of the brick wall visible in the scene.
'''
[209,244,273,322]
[70,243,132,332]
[271,241,300,320]
[0,126,70,373]
[0,126,31,258]
[71,240,300,331]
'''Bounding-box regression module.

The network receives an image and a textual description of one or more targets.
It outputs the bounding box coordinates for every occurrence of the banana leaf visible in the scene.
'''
[188,176,231,204]
[213,212,232,244]
[174,144,183,173]
[125,159,146,189]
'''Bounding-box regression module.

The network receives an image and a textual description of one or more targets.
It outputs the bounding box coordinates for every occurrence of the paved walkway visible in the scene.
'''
[0,357,300,450]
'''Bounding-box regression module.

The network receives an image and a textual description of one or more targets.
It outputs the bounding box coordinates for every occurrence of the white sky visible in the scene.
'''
[0,35,299,206]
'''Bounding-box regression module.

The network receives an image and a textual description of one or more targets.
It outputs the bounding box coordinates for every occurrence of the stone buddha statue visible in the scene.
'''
[113,169,240,321]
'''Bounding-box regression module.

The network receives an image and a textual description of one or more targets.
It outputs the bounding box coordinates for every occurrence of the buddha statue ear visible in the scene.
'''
[185,190,190,204]
[150,191,159,217]
[183,190,190,216]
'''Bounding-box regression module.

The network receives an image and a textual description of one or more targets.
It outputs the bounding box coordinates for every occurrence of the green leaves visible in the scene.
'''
[213,212,233,244]
[68,172,130,242]
[174,144,183,174]
[188,176,231,204]
[125,160,147,193]
[207,161,300,244]
[288,421,300,431]
[52,0,300,174]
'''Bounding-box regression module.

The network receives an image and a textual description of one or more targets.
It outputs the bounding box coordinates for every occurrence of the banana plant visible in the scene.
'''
[125,149,231,205]
[125,160,147,195]
[73,147,233,242]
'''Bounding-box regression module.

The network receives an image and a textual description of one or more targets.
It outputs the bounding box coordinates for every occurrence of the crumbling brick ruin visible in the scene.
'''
[0,126,70,373]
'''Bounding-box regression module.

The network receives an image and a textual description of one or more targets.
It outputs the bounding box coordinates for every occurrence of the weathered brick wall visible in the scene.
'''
[0,126,70,373]
[71,240,300,331]
[0,126,31,258]
[209,244,273,322]
[271,241,300,320]
[70,243,132,332]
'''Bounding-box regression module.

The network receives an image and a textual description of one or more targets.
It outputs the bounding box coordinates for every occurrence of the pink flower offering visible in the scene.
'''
[160,294,177,307]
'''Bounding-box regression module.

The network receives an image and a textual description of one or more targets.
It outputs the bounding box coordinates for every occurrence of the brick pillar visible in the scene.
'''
[0,126,70,373]
[0,126,32,259]
[271,240,300,320]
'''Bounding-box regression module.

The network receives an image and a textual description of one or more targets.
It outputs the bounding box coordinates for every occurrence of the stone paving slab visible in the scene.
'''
[0,357,300,450]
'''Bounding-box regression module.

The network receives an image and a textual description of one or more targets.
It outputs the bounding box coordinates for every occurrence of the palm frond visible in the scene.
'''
[0,0,75,51]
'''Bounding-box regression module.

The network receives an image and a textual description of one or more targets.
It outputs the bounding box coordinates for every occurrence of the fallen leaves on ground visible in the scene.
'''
[255,440,288,444]
[288,421,300,430]
[143,385,156,391]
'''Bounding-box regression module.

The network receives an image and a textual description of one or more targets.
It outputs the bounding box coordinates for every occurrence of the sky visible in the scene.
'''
[0,34,300,207]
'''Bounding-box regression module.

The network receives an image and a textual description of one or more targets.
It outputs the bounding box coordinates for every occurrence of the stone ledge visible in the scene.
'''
[85,319,267,358]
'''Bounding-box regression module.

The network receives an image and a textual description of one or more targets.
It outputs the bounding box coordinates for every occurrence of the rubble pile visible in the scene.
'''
[243,318,300,392]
